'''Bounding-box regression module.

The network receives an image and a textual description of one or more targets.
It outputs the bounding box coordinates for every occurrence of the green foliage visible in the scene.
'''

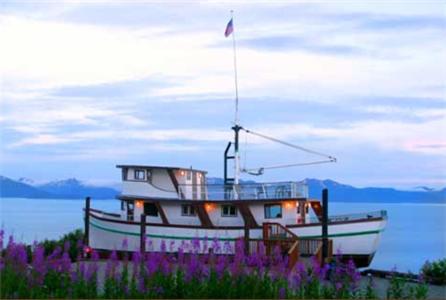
[41,229,84,261]
[0,235,433,299]
[421,258,446,284]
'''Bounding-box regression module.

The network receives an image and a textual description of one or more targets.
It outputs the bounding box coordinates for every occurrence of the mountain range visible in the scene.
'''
[0,176,118,199]
[0,175,444,203]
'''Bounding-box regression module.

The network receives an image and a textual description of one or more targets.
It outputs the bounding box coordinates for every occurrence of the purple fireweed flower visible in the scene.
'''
[223,240,232,254]
[145,254,159,277]
[160,240,167,253]
[31,244,47,285]
[122,238,129,250]
[310,255,329,281]
[278,287,286,299]
[147,239,154,251]
[0,229,4,251]
[131,251,142,278]
[153,286,164,296]
[191,237,200,253]
[105,250,119,280]
[215,255,227,278]
[137,274,146,294]
[47,246,63,271]
[76,239,84,251]
[178,246,185,265]
[202,236,209,253]
[61,251,71,273]
[211,237,221,254]
[185,253,200,282]
[335,281,343,291]
[85,253,99,282]
[169,240,175,252]
[63,240,70,253]
[346,259,361,291]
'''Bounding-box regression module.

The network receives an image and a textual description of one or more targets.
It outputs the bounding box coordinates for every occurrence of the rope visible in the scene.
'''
[242,128,336,161]
[242,159,336,175]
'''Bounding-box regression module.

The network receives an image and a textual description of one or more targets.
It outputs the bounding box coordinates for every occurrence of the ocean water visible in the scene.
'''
[0,198,445,272]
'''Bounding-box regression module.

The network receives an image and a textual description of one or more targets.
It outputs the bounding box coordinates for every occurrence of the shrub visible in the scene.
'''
[421,258,446,285]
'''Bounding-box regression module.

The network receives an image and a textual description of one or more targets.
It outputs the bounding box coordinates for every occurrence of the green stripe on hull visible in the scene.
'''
[90,221,384,241]
[90,221,238,241]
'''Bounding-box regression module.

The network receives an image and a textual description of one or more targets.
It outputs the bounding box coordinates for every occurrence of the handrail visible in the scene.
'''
[263,222,298,240]
[305,210,387,224]
[288,240,300,269]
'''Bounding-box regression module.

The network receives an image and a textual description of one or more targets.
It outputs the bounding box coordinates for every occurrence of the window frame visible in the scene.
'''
[134,169,146,181]
[264,203,282,219]
[181,204,196,217]
[221,204,238,217]
[143,202,159,217]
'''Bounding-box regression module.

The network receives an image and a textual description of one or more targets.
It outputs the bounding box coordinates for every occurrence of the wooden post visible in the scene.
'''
[140,214,146,253]
[244,225,250,255]
[322,189,328,266]
[84,197,90,247]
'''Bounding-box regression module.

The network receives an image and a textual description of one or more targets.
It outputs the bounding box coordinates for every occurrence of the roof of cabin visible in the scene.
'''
[116,165,207,174]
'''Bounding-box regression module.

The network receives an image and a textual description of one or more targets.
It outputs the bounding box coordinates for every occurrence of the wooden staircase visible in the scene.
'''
[246,222,333,270]
[262,222,300,269]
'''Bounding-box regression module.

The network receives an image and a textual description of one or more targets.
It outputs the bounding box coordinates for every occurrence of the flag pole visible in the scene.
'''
[230,10,241,187]
[231,10,239,126]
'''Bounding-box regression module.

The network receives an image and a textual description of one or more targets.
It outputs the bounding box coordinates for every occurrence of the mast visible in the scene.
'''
[223,10,242,190]
[230,10,241,186]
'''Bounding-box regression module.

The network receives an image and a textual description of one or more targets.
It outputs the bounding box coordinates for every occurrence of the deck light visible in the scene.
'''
[136,200,143,208]
[180,170,185,176]
[205,203,214,211]
[285,201,293,209]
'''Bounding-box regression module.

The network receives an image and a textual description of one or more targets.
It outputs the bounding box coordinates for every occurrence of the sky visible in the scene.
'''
[0,1,445,189]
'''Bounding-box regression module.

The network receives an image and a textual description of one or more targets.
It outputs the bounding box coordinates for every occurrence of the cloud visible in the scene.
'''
[237,36,364,56]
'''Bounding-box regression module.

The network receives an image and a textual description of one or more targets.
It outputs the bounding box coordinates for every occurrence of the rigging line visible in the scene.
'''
[242,128,337,161]
[241,159,335,173]
[243,131,248,170]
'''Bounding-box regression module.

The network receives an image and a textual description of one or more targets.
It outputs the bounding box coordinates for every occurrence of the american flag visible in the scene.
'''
[224,18,234,37]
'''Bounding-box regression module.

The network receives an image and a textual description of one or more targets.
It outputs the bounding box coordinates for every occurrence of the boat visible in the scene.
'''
[84,124,387,267]
[84,19,387,267]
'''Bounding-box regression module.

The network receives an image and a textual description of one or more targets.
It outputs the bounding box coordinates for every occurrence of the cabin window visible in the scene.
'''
[146,170,152,182]
[181,204,196,216]
[222,205,237,217]
[134,169,145,180]
[144,203,158,216]
[127,202,134,221]
[264,204,282,219]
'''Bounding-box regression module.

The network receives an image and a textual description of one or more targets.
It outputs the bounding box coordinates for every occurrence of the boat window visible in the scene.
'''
[181,204,196,216]
[147,170,152,182]
[134,169,145,180]
[264,204,282,219]
[144,203,158,217]
[222,204,237,217]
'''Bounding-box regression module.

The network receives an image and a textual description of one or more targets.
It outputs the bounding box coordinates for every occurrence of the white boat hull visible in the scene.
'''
[88,211,386,266]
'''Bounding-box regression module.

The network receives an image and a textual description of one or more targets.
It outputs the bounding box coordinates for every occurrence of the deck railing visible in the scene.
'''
[305,210,387,224]
[178,181,308,200]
